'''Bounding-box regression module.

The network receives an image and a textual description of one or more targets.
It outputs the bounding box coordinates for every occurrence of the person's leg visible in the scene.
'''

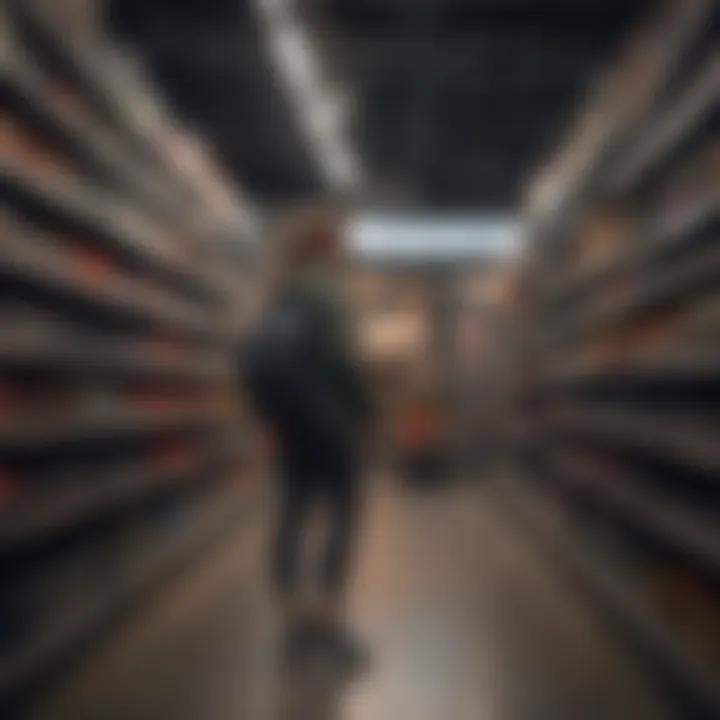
[274,464,327,668]
[321,472,360,603]
[313,447,364,627]
[315,455,370,671]
[272,466,311,601]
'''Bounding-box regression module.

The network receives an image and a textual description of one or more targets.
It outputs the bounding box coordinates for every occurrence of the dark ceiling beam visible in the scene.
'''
[138,42,612,99]
[138,31,617,67]
[107,0,644,210]
[109,0,251,34]
[122,24,259,65]
[341,35,617,71]
[322,1,645,37]
[401,0,439,201]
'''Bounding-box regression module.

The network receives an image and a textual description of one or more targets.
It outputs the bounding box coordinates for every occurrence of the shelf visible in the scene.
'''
[0,438,239,553]
[549,185,720,306]
[10,0,201,210]
[549,407,720,478]
[526,0,714,234]
[0,0,255,707]
[541,348,720,390]
[0,210,226,343]
[0,162,224,306]
[494,474,720,716]
[546,451,720,570]
[554,242,720,346]
[0,333,226,385]
[0,407,229,454]
[2,46,180,224]
[0,479,260,699]
[609,52,720,193]
[518,5,720,716]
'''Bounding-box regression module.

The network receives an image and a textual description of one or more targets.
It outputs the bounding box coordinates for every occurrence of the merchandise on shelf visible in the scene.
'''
[512,1,720,715]
[0,0,259,701]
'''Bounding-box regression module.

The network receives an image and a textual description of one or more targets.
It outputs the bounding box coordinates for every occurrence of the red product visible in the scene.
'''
[0,383,17,424]
[151,442,196,472]
[151,336,185,358]
[397,405,440,450]
[0,470,20,507]
[70,246,116,285]
[0,116,69,176]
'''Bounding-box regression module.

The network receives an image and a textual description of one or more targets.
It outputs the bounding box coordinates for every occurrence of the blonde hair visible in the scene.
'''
[270,201,346,291]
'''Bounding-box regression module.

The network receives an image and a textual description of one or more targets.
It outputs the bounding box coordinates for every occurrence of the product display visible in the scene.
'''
[0,0,257,702]
[511,0,719,715]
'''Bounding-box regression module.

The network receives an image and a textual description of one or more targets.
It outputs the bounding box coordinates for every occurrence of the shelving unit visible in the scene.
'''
[0,0,259,703]
[512,1,720,717]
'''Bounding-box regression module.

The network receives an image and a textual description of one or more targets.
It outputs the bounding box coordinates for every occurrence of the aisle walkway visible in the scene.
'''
[29,480,669,720]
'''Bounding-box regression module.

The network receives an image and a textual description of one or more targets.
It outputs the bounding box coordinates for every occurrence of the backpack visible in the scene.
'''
[242,297,319,434]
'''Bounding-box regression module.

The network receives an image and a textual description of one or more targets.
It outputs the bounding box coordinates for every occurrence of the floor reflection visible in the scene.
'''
[277,648,354,720]
[26,483,670,720]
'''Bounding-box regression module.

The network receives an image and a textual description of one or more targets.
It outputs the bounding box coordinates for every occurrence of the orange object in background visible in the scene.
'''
[150,336,186,359]
[261,429,279,459]
[71,246,116,285]
[0,383,16,424]
[151,441,197,472]
[0,116,71,177]
[0,471,20,507]
[397,405,440,450]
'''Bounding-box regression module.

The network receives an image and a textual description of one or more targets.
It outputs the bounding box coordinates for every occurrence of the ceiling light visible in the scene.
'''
[252,0,362,192]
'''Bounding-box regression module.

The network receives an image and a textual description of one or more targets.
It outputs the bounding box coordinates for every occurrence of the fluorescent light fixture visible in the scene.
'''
[350,215,520,262]
[252,0,361,192]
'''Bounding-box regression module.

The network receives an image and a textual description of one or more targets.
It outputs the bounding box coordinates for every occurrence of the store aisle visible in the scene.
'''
[27,480,669,720]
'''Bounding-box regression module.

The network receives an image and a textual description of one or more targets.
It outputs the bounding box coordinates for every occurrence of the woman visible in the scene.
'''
[245,203,374,666]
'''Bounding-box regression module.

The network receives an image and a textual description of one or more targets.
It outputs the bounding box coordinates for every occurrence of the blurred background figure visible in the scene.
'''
[244,203,374,669]
[1,0,718,719]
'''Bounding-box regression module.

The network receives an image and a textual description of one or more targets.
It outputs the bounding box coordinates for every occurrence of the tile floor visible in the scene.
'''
[26,479,670,720]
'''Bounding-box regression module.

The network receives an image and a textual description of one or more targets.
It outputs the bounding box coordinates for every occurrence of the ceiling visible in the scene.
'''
[108,0,649,211]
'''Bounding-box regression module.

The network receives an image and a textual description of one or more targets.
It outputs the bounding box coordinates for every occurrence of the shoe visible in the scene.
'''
[324,627,371,676]
[281,619,318,671]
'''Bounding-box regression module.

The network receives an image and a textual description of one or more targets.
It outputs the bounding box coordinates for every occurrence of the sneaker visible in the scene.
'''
[324,627,371,676]
[281,619,317,671]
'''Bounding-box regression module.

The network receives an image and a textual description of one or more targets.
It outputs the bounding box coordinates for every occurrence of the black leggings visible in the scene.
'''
[273,447,360,598]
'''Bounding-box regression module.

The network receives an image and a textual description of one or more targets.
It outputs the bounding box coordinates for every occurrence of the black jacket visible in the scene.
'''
[244,271,374,450]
